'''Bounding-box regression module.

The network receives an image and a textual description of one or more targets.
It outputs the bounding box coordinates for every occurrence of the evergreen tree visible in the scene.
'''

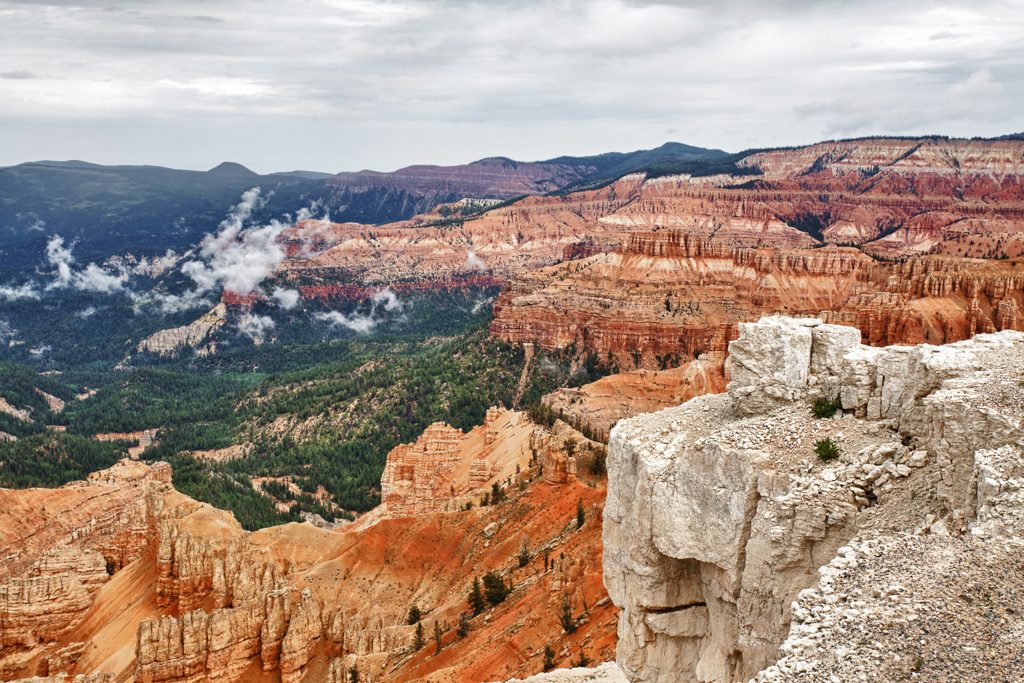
[348,667,359,683]
[543,645,555,672]
[576,498,585,530]
[483,571,510,606]
[433,620,443,654]
[457,613,469,638]
[408,604,421,624]
[560,594,578,634]
[491,481,505,504]
[468,576,485,615]
[414,622,424,650]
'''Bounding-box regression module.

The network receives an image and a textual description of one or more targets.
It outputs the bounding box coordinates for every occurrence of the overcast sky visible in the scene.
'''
[1,0,1021,173]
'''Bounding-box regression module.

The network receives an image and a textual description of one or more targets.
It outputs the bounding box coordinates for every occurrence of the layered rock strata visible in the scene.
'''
[283,138,1024,298]
[492,234,1024,366]
[0,460,171,678]
[604,316,1024,682]
[379,408,534,516]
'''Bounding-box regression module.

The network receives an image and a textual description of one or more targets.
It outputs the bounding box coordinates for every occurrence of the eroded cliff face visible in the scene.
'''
[379,408,534,516]
[603,316,1024,682]
[0,460,171,679]
[0,412,617,683]
[280,138,1024,300]
[280,175,647,290]
[491,233,1024,366]
[136,304,227,358]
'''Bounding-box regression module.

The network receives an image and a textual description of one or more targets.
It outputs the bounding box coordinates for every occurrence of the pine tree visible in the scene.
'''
[468,576,485,615]
[457,613,469,638]
[433,620,443,655]
[559,594,578,633]
[348,667,359,683]
[543,645,555,672]
[491,481,505,504]
[483,571,510,606]
[408,605,421,624]
[414,622,424,650]
[576,498,585,530]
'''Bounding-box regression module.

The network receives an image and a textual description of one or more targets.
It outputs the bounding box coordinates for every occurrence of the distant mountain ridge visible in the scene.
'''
[0,141,729,266]
[3,134,1017,270]
[328,142,730,198]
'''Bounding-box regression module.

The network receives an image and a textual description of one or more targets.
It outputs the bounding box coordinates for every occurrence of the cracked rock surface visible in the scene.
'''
[603,316,1024,682]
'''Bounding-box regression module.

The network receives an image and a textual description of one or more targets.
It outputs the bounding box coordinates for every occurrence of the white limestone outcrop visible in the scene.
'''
[604,316,1024,682]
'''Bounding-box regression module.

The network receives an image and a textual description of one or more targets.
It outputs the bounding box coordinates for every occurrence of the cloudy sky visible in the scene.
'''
[1,0,1021,173]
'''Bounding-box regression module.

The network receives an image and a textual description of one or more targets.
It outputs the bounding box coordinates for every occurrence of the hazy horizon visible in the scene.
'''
[3,129,1024,176]
[2,0,1022,174]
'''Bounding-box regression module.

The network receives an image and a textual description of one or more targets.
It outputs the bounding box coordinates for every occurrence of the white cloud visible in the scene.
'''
[179,188,293,296]
[371,286,403,312]
[45,236,74,288]
[238,313,275,342]
[316,287,404,334]
[74,263,128,293]
[43,235,128,292]
[128,190,327,314]
[0,283,40,302]
[29,344,51,357]
[271,287,301,309]
[315,309,378,334]
[465,250,486,271]
[470,295,493,315]
[138,289,213,314]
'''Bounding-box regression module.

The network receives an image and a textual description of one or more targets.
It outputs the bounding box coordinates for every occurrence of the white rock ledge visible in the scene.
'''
[603,316,1024,683]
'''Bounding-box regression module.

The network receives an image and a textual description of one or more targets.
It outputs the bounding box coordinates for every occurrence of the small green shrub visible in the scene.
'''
[543,645,556,672]
[815,437,840,462]
[812,397,840,419]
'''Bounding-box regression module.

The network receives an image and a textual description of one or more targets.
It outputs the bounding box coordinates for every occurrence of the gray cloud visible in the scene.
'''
[0,0,1021,172]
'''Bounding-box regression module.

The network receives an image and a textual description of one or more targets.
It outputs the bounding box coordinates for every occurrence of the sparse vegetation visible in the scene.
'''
[812,397,841,419]
[559,594,578,634]
[414,622,424,650]
[585,444,607,476]
[482,571,511,606]
[542,645,556,672]
[815,437,840,462]
[518,538,531,568]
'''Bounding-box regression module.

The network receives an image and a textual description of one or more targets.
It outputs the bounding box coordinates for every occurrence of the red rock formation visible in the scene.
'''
[379,409,533,516]
[490,233,1024,364]
[278,138,1024,300]
[0,414,615,683]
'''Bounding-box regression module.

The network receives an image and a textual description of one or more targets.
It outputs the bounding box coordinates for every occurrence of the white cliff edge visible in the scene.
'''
[603,316,1024,682]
